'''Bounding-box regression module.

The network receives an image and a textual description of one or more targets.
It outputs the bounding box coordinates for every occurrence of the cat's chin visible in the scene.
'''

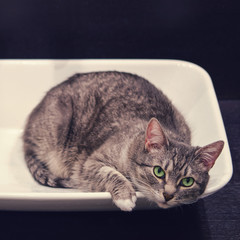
[157,202,173,209]
[157,201,181,209]
[158,199,198,209]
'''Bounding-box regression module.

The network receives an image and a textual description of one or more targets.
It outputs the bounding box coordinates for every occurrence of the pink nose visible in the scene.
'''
[163,192,174,202]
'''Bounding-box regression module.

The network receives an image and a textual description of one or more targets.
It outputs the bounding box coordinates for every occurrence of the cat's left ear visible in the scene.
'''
[145,118,168,152]
[195,140,224,171]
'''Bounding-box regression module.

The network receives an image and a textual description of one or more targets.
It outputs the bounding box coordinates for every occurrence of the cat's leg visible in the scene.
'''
[74,159,137,211]
[96,165,137,211]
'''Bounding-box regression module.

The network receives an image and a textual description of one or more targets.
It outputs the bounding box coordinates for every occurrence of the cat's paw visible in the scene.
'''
[114,195,137,211]
[110,178,137,211]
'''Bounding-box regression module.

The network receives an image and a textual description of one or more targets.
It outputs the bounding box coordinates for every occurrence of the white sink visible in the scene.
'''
[0,59,232,211]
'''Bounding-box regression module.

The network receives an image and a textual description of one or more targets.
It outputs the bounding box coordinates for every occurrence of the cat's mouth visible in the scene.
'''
[157,198,198,209]
[157,198,182,209]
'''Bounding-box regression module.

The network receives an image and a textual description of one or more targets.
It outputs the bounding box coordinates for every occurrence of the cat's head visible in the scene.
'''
[131,118,224,209]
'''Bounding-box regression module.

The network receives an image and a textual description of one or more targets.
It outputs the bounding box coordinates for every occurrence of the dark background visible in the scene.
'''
[0,1,240,239]
[0,0,240,99]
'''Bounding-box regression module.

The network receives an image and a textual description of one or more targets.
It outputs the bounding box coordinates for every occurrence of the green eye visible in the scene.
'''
[153,166,165,179]
[180,177,194,187]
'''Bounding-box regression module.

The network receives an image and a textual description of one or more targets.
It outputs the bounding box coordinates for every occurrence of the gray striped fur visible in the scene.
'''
[23,71,224,211]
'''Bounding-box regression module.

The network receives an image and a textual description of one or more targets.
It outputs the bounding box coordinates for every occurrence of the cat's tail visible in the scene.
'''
[24,150,73,188]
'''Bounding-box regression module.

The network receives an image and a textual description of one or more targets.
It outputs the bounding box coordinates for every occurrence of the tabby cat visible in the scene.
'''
[23,71,224,211]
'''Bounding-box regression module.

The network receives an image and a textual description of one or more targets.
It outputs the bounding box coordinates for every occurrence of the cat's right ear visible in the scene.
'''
[145,118,168,152]
[195,140,224,171]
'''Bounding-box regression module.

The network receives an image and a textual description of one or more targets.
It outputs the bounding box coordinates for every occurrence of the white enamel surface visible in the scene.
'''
[0,60,232,211]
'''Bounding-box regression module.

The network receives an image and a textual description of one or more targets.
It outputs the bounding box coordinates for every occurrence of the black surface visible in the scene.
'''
[0,101,239,240]
[0,0,240,99]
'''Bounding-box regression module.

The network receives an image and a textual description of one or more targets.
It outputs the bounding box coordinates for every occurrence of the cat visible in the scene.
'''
[23,71,224,211]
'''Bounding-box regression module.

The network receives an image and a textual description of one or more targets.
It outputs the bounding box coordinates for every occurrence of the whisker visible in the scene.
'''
[132,177,158,196]
[133,177,152,188]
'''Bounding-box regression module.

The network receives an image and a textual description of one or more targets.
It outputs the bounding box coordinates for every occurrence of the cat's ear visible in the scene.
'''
[195,141,224,171]
[145,118,168,152]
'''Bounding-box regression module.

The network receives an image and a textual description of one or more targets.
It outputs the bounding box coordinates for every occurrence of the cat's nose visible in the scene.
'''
[163,192,174,202]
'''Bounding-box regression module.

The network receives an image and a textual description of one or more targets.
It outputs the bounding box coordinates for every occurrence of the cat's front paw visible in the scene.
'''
[114,195,137,211]
[111,184,137,211]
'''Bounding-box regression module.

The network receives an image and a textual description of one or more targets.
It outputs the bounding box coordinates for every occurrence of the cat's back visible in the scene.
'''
[62,71,190,144]
[53,71,157,99]
[54,71,170,115]
[27,71,190,147]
